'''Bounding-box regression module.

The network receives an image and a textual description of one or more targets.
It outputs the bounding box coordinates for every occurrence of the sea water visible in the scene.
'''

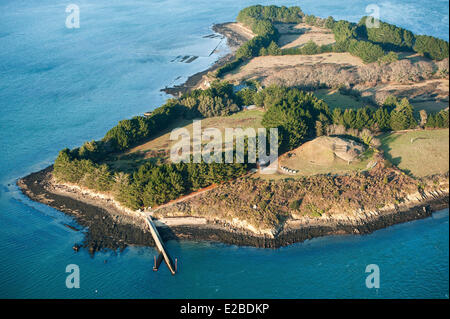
[0,0,448,298]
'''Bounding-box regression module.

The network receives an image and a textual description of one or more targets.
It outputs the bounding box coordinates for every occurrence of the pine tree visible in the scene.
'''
[373,107,391,131]
[332,108,345,125]
[426,113,436,128]
[355,107,371,130]
[389,98,417,130]
[343,109,357,128]
[267,41,281,55]
[259,47,268,56]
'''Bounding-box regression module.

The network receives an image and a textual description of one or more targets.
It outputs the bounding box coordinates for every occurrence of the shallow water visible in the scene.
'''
[0,0,448,298]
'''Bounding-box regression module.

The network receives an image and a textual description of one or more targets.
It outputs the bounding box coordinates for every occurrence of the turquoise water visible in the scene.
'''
[0,0,448,298]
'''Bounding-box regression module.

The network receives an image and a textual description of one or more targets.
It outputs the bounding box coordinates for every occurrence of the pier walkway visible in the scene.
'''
[144,216,176,275]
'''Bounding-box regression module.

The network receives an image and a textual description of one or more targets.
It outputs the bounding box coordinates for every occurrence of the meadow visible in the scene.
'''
[380,128,449,177]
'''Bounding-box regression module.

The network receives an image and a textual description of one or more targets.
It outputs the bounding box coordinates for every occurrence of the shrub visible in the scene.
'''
[290,199,302,210]
[348,40,385,63]
[378,51,399,64]
[301,41,320,55]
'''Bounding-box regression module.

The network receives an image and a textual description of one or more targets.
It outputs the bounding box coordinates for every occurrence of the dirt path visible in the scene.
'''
[150,169,258,214]
[151,184,218,213]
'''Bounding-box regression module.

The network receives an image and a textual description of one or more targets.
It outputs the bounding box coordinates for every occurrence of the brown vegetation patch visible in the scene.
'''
[276,23,335,49]
[155,164,447,232]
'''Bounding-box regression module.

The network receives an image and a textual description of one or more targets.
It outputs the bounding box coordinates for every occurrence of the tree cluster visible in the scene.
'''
[258,86,331,151]
[331,96,418,132]
[426,109,449,128]
[236,5,304,25]
[53,149,248,210]
[103,81,240,152]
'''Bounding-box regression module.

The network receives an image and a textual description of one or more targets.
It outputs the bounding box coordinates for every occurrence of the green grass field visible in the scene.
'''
[104,108,265,171]
[380,129,449,177]
[255,137,375,180]
[313,88,373,110]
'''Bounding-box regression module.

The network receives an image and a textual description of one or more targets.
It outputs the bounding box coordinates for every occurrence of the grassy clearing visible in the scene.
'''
[380,129,449,177]
[276,23,335,49]
[104,108,265,170]
[255,137,375,180]
[131,108,263,153]
[313,88,371,110]
[411,100,449,114]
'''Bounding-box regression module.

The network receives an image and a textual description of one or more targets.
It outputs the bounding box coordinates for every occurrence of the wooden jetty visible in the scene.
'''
[144,216,177,275]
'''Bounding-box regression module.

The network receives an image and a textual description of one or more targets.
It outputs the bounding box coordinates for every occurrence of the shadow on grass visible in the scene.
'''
[380,132,418,177]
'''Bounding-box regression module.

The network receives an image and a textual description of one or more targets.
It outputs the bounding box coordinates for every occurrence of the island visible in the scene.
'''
[18,5,449,254]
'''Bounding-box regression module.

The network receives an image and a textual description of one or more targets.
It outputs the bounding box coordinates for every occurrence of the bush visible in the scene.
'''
[290,199,302,210]
[348,40,385,63]
[378,51,399,64]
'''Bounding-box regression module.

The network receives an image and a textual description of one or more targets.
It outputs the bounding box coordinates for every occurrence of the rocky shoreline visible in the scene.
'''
[160,23,246,97]
[17,166,449,253]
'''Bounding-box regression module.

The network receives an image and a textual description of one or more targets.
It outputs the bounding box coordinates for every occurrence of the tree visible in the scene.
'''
[259,47,268,56]
[419,110,428,127]
[343,109,357,128]
[315,113,330,136]
[389,98,417,130]
[428,110,450,128]
[301,41,320,55]
[373,107,391,131]
[261,88,330,151]
[332,108,345,126]
[355,107,372,130]
[325,16,335,29]
[414,35,449,61]
[267,41,281,55]
[348,40,385,63]
[332,20,356,43]
[425,113,436,128]
[359,17,415,50]
[378,51,399,64]
[383,95,399,111]
[236,87,256,106]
